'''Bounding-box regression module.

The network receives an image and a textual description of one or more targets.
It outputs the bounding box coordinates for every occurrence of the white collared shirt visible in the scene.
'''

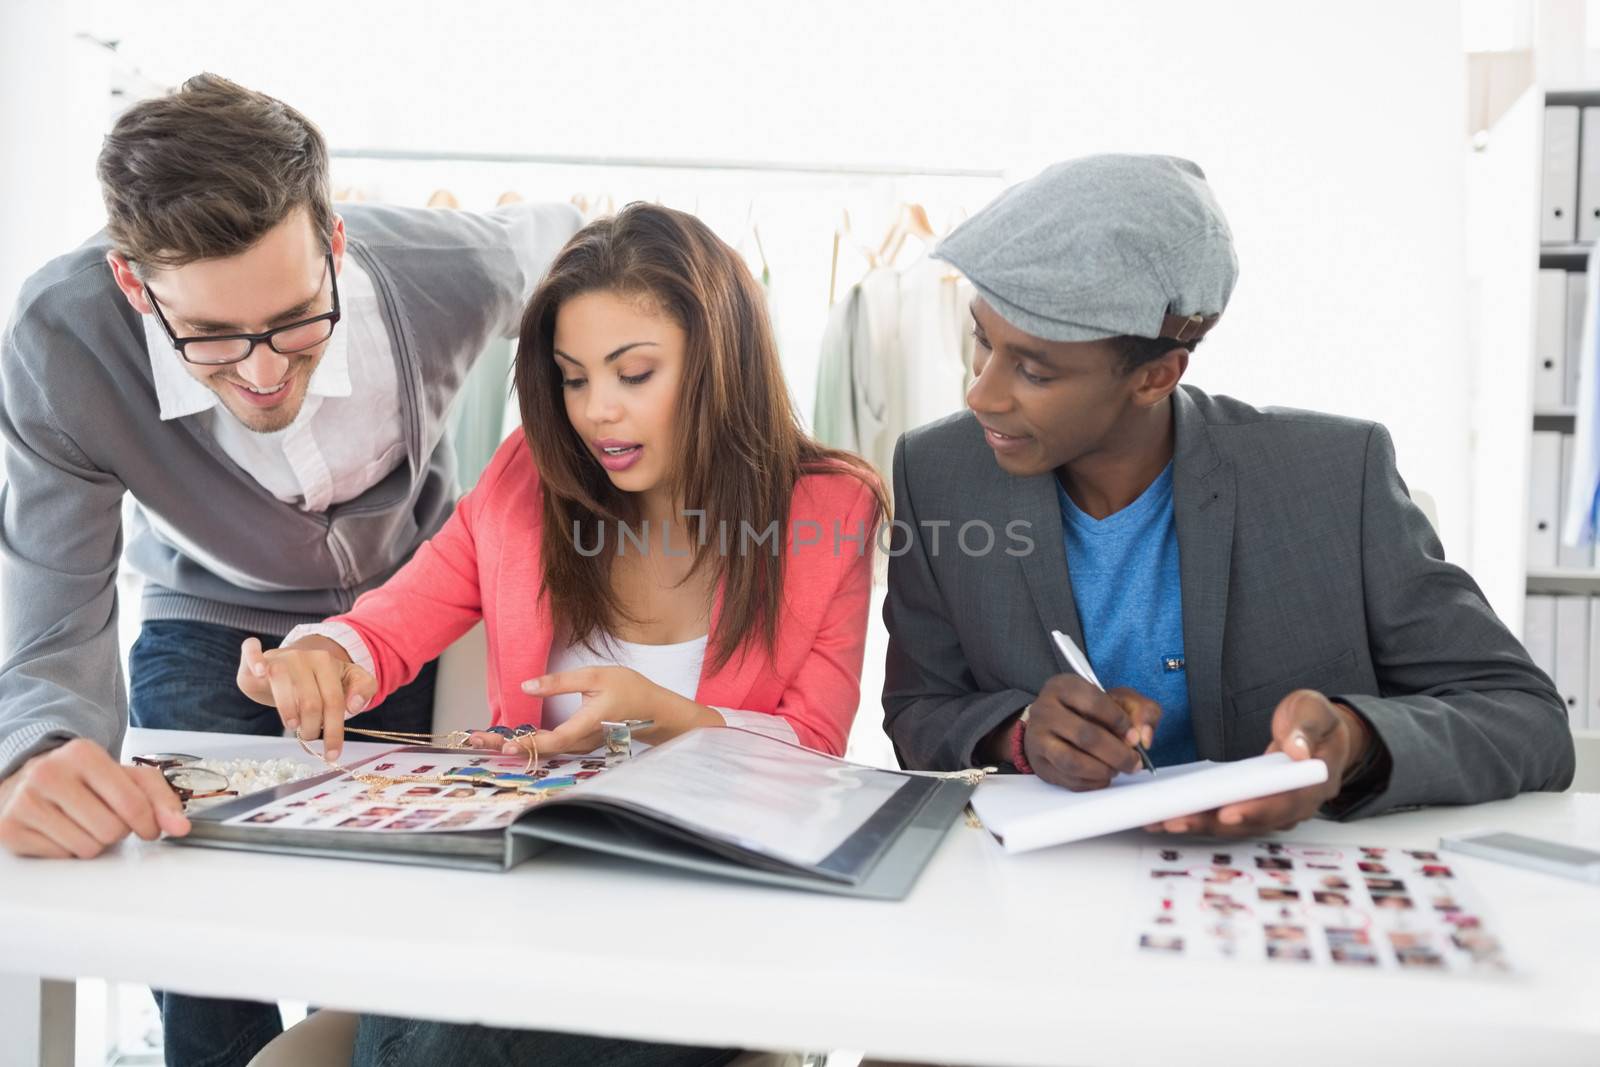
[143,257,403,512]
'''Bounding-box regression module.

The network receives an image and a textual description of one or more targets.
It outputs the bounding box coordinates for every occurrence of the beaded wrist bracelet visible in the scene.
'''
[1011,705,1035,775]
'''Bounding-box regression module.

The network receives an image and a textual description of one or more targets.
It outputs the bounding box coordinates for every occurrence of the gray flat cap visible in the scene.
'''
[935,153,1238,343]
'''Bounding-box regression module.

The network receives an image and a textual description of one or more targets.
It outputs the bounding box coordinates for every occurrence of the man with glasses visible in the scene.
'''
[0,73,578,1066]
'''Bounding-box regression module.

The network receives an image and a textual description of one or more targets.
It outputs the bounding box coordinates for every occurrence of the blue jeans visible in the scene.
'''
[353,1015,741,1067]
[129,618,438,1067]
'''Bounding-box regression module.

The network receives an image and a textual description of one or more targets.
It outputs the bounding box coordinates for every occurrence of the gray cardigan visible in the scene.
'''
[883,385,1575,817]
[0,202,581,777]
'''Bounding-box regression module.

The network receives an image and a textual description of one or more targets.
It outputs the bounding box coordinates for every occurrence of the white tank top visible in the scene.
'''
[541,630,709,727]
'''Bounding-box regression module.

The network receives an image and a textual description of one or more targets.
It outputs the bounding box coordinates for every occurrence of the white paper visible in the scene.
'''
[1131,841,1511,975]
[970,753,1328,853]
[567,728,908,868]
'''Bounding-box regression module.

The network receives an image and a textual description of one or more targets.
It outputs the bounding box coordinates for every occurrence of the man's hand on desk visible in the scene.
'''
[0,738,190,859]
[1145,689,1372,838]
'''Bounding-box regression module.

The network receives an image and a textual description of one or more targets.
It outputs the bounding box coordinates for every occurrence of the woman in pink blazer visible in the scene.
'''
[236,203,885,769]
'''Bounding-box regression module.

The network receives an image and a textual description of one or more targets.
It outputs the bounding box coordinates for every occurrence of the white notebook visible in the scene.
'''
[970,753,1329,854]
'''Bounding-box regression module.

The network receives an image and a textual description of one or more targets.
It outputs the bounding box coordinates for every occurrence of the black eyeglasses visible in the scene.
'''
[144,253,341,366]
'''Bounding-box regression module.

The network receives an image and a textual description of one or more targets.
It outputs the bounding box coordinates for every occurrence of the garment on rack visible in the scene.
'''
[1564,253,1600,547]
[899,257,977,434]
[450,336,516,490]
[813,258,974,479]
[813,285,866,452]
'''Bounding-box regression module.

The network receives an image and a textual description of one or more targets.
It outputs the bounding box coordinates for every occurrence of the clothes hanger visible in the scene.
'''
[829,207,890,307]
[907,202,935,238]
[880,202,936,268]
[752,224,771,288]
[745,201,771,288]
[830,208,867,306]
[829,229,842,307]
[426,188,460,209]
[939,205,969,282]
[496,190,524,205]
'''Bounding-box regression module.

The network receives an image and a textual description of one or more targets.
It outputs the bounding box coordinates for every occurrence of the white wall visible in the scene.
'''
[999,4,1475,562]
[0,1,107,320]
[1465,88,1543,629]
[3,0,1475,561]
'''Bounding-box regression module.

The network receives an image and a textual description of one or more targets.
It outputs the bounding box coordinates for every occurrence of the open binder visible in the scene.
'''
[177,728,974,900]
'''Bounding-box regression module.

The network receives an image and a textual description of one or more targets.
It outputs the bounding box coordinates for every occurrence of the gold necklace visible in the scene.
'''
[339,726,476,748]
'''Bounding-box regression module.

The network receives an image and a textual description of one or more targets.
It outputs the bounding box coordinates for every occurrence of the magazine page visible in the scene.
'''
[559,728,912,869]
[214,748,602,834]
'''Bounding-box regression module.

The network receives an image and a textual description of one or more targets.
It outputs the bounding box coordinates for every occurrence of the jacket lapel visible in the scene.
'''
[1171,387,1235,761]
[694,578,765,711]
[1011,472,1082,675]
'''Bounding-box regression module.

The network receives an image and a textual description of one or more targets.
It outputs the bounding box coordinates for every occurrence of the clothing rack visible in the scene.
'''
[330,147,1004,180]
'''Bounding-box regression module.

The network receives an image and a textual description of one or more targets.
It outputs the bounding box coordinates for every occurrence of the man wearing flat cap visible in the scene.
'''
[882,154,1572,832]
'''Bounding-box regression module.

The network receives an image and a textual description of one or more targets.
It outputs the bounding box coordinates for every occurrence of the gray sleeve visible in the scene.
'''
[0,320,128,779]
[882,435,1033,771]
[1327,424,1574,818]
[482,202,584,337]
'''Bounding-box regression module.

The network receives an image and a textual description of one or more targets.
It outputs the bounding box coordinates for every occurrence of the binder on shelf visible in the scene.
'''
[1543,106,1581,244]
[1529,431,1562,568]
[1559,435,1590,569]
[1586,598,1600,731]
[1524,594,1557,680]
[1555,595,1588,726]
[1536,270,1568,410]
[1580,108,1600,243]
[1567,271,1588,407]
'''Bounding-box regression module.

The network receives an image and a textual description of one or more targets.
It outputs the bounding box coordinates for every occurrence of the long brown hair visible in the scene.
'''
[516,203,887,673]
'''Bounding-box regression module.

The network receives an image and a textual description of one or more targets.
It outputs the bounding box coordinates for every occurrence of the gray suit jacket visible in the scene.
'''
[883,385,1574,817]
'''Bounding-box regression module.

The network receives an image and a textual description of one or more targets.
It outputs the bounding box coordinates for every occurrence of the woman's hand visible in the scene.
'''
[469,666,721,757]
[236,636,376,761]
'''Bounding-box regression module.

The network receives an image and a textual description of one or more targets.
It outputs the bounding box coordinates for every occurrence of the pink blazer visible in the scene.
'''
[329,433,880,755]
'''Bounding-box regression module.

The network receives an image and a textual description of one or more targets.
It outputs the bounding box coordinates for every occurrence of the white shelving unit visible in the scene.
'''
[1519,89,1600,764]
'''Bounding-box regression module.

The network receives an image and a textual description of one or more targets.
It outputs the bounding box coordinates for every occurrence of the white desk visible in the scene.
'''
[2,728,1598,1067]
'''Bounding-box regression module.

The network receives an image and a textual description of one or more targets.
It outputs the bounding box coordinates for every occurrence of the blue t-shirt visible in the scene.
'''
[1057,463,1197,765]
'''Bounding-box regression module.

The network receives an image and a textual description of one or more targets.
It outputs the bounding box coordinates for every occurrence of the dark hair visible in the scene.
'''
[1109,334,1203,375]
[97,73,334,271]
[515,203,888,674]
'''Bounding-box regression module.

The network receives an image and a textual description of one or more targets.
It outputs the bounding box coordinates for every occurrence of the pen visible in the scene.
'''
[1049,629,1157,773]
